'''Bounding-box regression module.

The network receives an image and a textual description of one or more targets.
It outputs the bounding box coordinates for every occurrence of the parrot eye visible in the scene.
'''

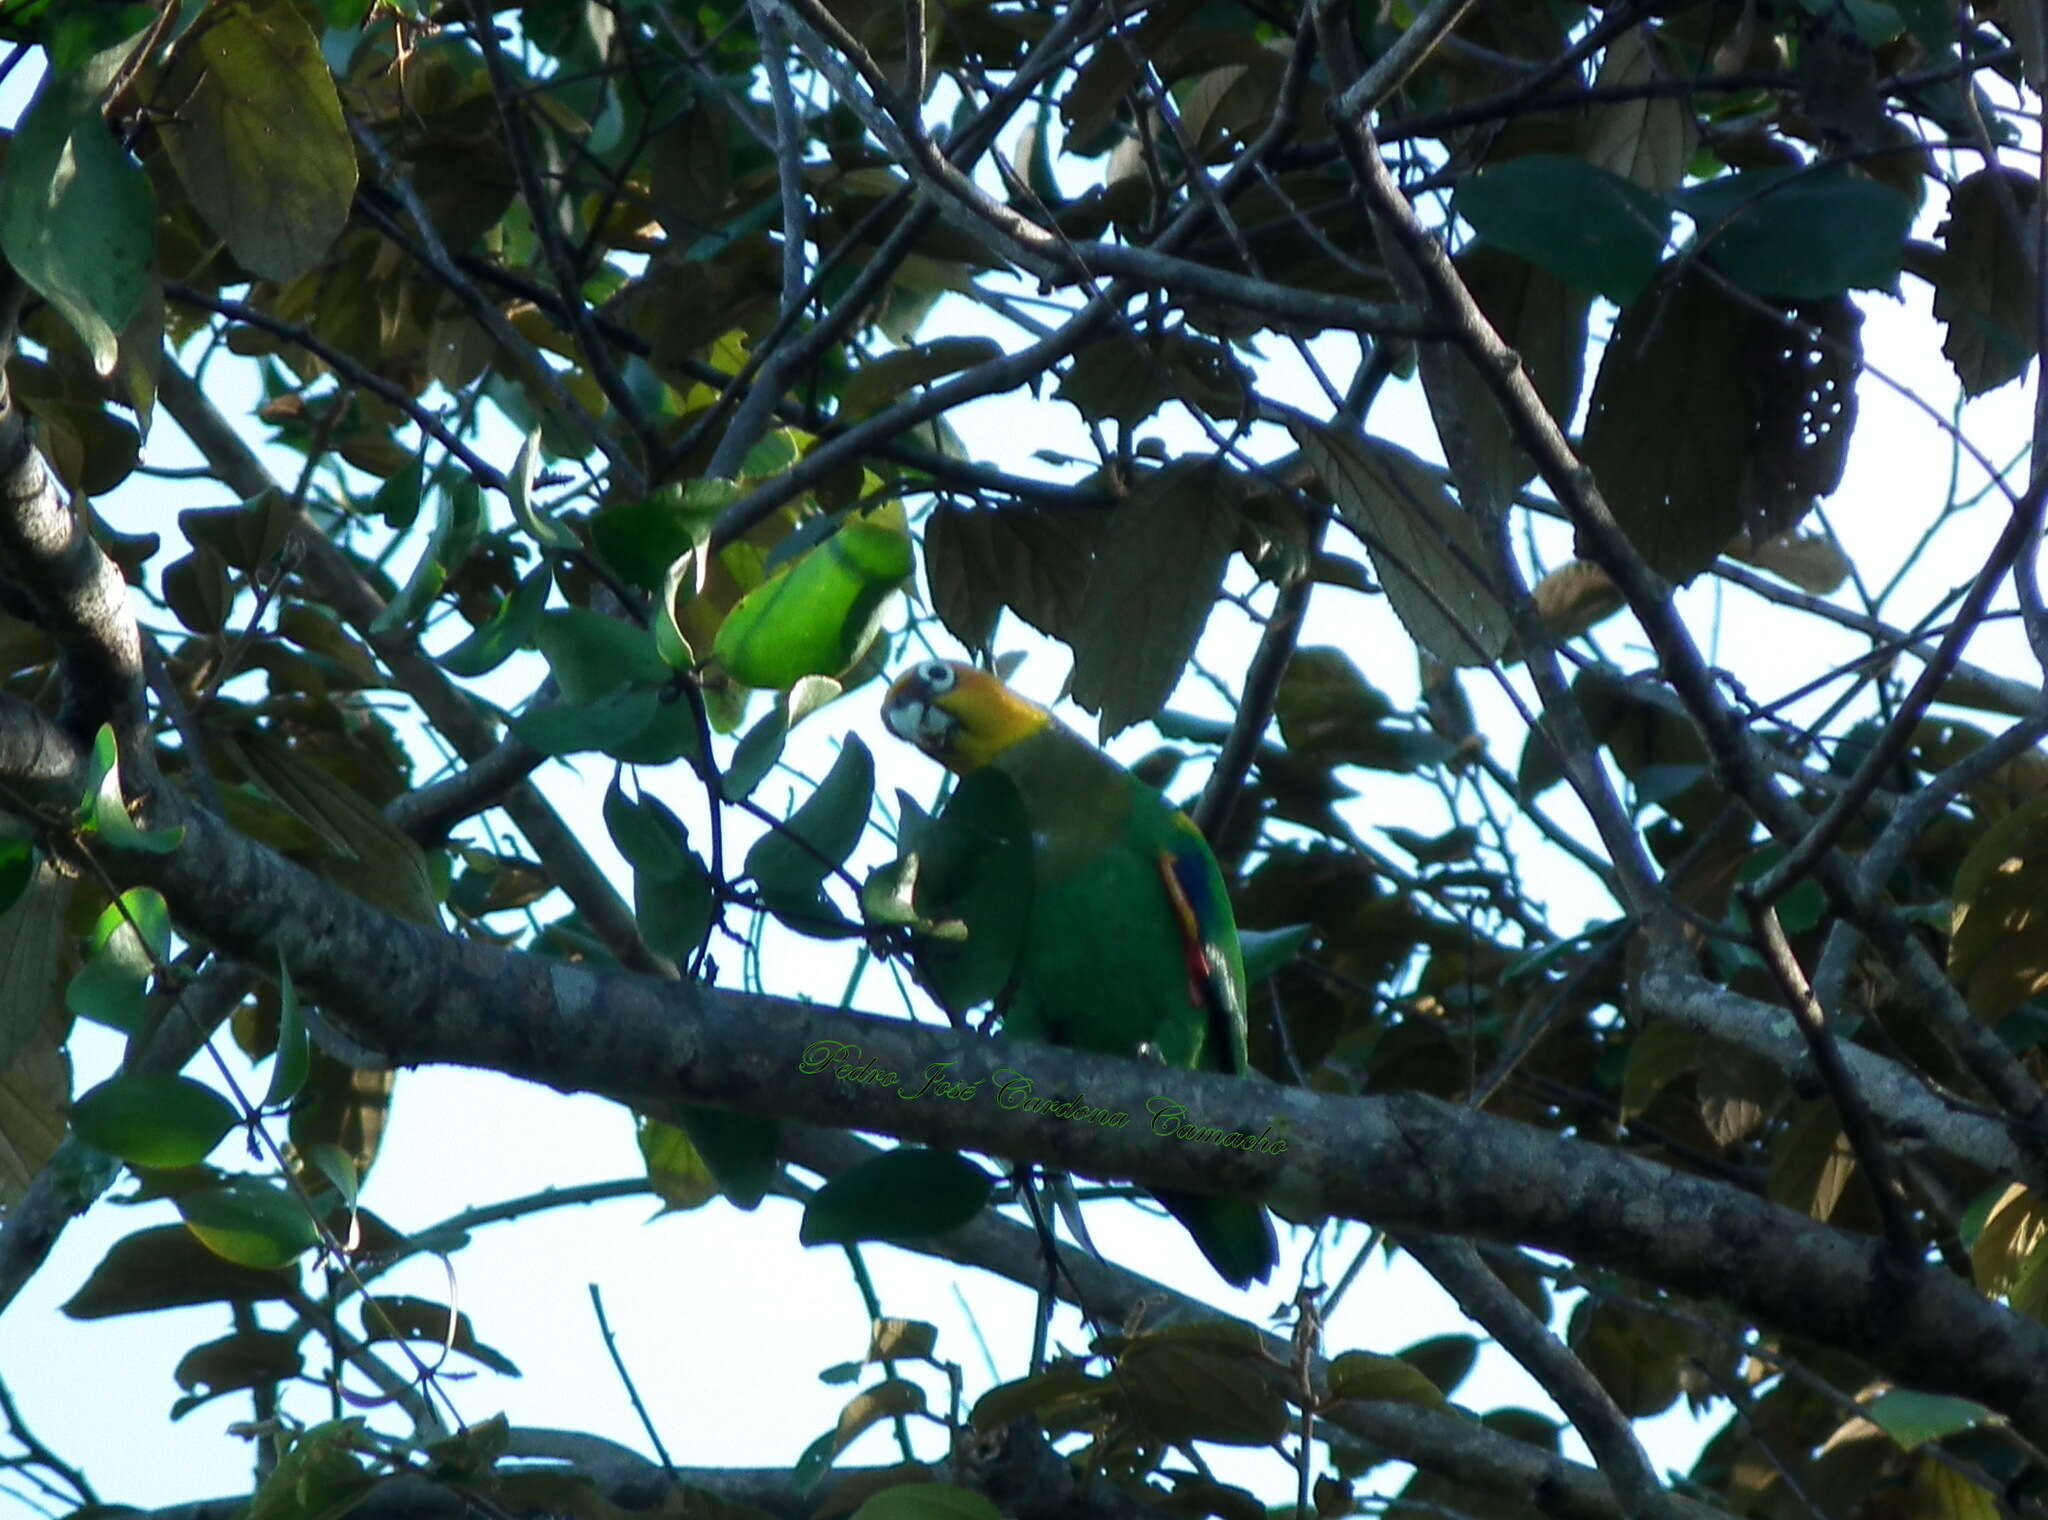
[921,662,957,693]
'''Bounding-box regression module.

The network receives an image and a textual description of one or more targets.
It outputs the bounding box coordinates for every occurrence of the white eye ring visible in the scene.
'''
[922,662,956,692]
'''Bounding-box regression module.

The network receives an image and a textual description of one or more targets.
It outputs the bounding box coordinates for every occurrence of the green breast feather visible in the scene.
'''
[986,723,1277,1288]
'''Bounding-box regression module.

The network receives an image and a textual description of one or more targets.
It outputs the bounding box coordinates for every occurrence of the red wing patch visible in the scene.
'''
[1156,848,1242,1071]
[1157,850,1212,1009]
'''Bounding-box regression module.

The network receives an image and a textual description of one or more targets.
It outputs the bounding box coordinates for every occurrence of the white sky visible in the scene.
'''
[1,30,2042,1520]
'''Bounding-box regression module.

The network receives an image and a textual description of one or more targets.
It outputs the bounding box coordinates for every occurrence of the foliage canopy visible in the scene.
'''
[0,0,2045,1516]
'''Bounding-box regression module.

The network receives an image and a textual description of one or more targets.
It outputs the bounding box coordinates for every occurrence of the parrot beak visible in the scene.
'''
[883,666,962,761]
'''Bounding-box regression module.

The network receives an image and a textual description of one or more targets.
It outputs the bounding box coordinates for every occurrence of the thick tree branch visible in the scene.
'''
[1637,964,2031,1183]
[10,716,2044,1439]
[0,407,145,744]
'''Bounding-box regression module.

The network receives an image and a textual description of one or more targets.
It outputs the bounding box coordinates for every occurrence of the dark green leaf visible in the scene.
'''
[745,738,874,910]
[1453,154,1670,303]
[63,1224,299,1318]
[1068,458,1244,737]
[676,1107,779,1210]
[800,1147,992,1245]
[1682,166,1914,300]
[265,953,309,1109]
[440,564,551,678]
[361,1294,521,1376]
[534,608,671,703]
[903,769,1033,1016]
[66,888,171,1033]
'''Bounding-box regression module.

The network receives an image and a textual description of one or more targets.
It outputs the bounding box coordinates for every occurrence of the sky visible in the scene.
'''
[1,25,2043,1520]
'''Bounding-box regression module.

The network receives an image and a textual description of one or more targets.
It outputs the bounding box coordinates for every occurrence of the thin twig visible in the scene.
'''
[588,1284,678,1476]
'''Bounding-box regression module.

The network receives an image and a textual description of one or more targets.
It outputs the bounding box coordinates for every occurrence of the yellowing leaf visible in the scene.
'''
[842,338,1002,421]
[1325,1351,1445,1407]
[1587,29,1695,193]
[1950,795,2048,1019]
[160,0,357,282]
[1527,560,1624,648]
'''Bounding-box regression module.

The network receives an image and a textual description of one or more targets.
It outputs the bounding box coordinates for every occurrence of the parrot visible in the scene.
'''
[882,659,1279,1289]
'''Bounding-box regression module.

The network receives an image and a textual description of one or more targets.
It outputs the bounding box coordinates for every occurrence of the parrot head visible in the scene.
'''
[883,660,1050,773]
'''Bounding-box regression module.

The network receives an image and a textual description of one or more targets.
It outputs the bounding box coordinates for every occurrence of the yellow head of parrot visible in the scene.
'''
[882,660,1050,773]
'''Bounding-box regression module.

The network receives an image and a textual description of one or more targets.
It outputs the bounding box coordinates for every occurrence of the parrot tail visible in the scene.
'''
[1156,1188,1278,1289]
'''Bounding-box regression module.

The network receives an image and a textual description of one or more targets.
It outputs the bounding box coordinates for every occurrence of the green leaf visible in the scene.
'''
[800,1147,992,1245]
[301,1141,360,1210]
[712,503,912,690]
[1453,154,1670,303]
[80,724,183,852]
[440,563,551,678]
[899,769,1033,1016]
[1290,424,1511,666]
[163,544,234,635]
[1398,1333,1481,1396]
[1438,244,1590,511]
[655,552,696,669]
[1681,165,1913,300]
[0,836,33,918]
[970,1364,1103,1431]
[1579,269,1750,583]
[265,953,309,1109]
[71,1074,239,1169]
[172,1330,304,1415]
[66,888,171,1033]
[589,481,736,589]
[1886,0,1954,50]
[1116,1338,1289,1445]
[510,687,663,757]
[745,737,874,916]
[361,1294,521,1375]
[1864,1389,1992,1450]
[507,425,576,547]
[726,703,789,800]
[829,1378,928,1457]
[371,476,483,636]
[1240,924,1312,986]
[178,1177,321,1269]
[1326,1350,1447,1406]
[158,0,357,282]
[535,608,672,703]
[1067,457,1245,737]
[850,1485,1003,1520]
[245,1420,374,1520]
[607,779,715,963]
[63,1224,299,1318]
[1931,168,2042,396]
[676,1107,778,1210]
[637,1114,719,1211]
[842,337,1003,421]
[0,53,154,375]
[372,462,422,531]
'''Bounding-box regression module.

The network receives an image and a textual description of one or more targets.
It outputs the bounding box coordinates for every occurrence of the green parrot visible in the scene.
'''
[883,659,1279,1289]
